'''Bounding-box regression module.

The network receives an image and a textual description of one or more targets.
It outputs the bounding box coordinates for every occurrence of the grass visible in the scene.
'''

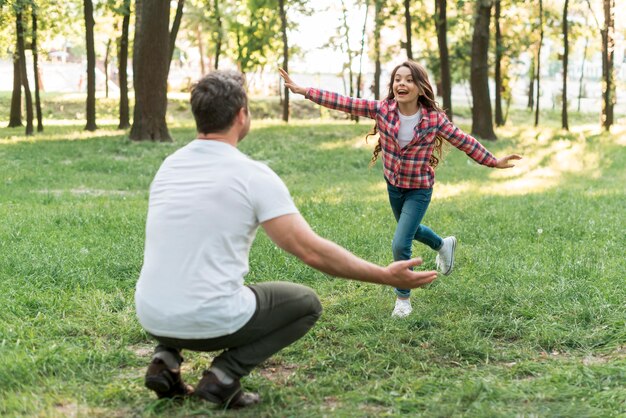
[0,97,625,417]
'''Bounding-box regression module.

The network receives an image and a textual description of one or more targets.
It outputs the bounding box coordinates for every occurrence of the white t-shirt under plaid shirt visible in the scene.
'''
[135,140,299,339]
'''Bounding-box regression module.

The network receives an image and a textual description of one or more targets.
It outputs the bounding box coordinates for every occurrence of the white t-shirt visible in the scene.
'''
[397,110,421,149]
[135,140,299,339]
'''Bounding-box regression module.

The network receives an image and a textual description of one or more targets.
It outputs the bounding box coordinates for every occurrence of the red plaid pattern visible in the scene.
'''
[306,88,498,189]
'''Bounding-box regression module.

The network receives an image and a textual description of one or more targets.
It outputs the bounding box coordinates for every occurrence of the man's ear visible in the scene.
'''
[237,107,247,124]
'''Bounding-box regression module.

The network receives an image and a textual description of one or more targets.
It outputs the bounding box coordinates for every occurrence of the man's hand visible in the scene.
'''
[278,68,307,96]
[495,154,522,169]
[384,258,438,289]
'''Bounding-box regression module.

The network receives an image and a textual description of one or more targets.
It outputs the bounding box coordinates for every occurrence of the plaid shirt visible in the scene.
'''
[306,88,498,189]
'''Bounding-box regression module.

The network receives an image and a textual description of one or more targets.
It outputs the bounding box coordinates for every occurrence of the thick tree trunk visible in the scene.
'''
[561,0,569,130]
[130,0,172,141]
[373,0,382,99]
[8,46,22,127]
[470,0,496,140]
[279,0,289,122]
[118,0,131,129]
[494,0,504,126]
[534,0,543,127]
[16,7,33,135]
[435,0,452,120]
[32,8,43,132]
[84,0,97,131]
[214,0,222,70]
[601,0,614,130]
[404,0,413,60]
[168,0,185,73]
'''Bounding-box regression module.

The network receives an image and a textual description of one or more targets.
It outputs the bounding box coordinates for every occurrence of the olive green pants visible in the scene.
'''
[151,282,322,379]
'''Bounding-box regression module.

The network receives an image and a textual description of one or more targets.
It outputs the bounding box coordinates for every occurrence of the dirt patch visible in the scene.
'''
[258,360,299,385]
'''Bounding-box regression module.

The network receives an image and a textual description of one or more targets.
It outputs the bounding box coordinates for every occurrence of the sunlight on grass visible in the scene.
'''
[0,126,125,145]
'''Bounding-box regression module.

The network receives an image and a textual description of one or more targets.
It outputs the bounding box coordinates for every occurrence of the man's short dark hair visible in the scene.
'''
[190,71,248,134]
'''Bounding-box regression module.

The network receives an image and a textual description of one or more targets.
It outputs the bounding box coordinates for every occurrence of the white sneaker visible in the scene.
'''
[391,298,412,318]
[436,236,457,276]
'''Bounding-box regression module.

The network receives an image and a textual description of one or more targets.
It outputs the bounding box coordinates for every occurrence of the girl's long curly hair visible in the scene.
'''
[367,60,446,169]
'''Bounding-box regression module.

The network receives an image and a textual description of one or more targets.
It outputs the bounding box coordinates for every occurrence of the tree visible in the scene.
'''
[32,3,43,132]
[168,0,184,72]
[403,0,412,59]
[15,1,33,135]
[601,0,615,130]
[8,36,22,128]
[561,0,569,130]
[534,0,543,127]
[435,0,452,120]
[213,0,222,69]
[470,0,496,140]
[130,0,172,141]
[494,0,503,126]
[84,0,97,131]
[279,0,288,121]
[117,0,130,129]
[372,0,383,99]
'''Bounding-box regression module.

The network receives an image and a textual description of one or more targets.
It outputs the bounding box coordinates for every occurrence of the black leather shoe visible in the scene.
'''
[194,370,260,409]
[144,358,194,399]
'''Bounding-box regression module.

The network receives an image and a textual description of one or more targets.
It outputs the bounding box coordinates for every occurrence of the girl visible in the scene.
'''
[279,61,521,318]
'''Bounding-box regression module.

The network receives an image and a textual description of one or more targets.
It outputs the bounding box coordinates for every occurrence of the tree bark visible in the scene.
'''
[130,0,172,141]
[534,0,543,127]
[118,0,131,129]
[404,0,413,60]
[373,0,382,99]
[32,6,43,132]
[494,0,504,126]
[527,55,534,109]
[8,42,22,127]
[104,39,111,98]
[601,0,614,130]
[16,5,33,135]
[84,0,97,131]
[561,0,569,130]
[435,0,452,120]
[213,0,222,70]
[279,0,289,122]
[470,0,496,140]
[168,0,185,73]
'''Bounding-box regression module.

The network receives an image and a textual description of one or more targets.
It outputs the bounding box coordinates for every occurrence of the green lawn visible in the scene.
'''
[1,104,625,417]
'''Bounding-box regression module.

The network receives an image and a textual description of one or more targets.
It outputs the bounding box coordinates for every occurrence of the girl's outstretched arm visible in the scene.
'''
[278,68,379,119]
[494,154,523,169]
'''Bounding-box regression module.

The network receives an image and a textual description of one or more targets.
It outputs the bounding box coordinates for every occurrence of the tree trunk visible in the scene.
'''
[527,55,534,109]
[168,0,185,73]
[8,43,22,127]
[279,0,289,122]
[16,6,33,135]
[435,0,452,120]
[104,39,111,98]
[534,0,543,127]
[118,0,131,129]
[577,34,588,112]
[357,2,369,100]
[130,0,172,141]
[601,0,614,130]
[373,0,382,99]
[470,0,496,140]
[404,0,413,60]
[32,7,43,132]
[340,0,354,99]
[84,0,97,131]
[494,0,504,126]
[197,26,206,76]
[561,0,569,130]
[214,0,222,70]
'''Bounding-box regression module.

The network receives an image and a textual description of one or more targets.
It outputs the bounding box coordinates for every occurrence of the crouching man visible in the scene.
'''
[134,70,438,409]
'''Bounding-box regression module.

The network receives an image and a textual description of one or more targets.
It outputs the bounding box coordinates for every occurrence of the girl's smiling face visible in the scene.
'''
[393,66,420,105]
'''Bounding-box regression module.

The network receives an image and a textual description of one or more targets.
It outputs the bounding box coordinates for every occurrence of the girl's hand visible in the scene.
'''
[495,154,522,169]
[278,68,307,96]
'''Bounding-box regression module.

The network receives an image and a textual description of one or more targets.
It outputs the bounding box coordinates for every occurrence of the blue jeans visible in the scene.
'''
[387,182,443,298]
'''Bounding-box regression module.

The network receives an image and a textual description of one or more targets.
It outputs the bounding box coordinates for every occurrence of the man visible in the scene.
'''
[134,70,438,409]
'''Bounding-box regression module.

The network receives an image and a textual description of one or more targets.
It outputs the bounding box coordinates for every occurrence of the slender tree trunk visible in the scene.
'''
[168,0,185,73]
[340,0,354,99]
[577,34,588,112]
[197,26,206,76]
[534,0,543,127]
[527,55,534,109]
[470,0,496,140]
[435,0,452,120]
[213,0,222,70]
[279,0,289,122]
[104,39,111,98]
[373,0,382,99]
[130,0,172,141]
[16,6,33,135]
[118,0,131,129]
[494,0,504,126]
[32,7,43,132]
[357,2,369,99]
[8,43,22,127]
[562,0,569,130]
[404,0,413,60]
[601,0,614,130]
[84,0,97,131]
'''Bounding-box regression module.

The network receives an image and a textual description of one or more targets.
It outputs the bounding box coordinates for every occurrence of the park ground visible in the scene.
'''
[0,95,624,417]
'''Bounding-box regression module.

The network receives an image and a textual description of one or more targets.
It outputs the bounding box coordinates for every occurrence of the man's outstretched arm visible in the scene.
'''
[262,213,437,289]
